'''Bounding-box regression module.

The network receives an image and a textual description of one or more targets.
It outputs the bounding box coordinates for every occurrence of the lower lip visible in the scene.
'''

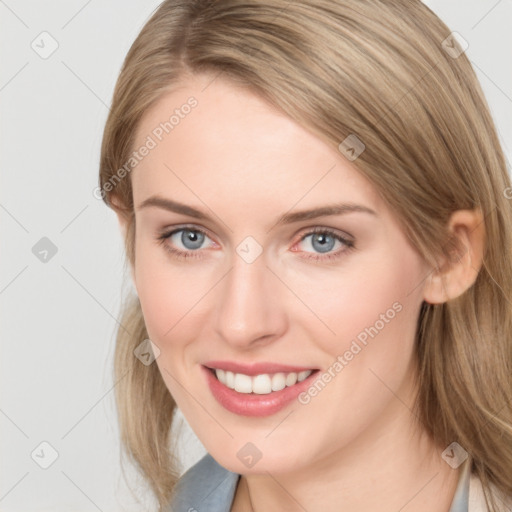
[202,365,319,417]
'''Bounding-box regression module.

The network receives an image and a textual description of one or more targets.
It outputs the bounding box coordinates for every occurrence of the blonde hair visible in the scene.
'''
[99,0,512,509]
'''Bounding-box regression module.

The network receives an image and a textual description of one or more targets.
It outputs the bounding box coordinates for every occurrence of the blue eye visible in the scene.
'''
[157,227,213,259]
[293,228,355,262]
[156,226,355,262]
[302,232,338,253]
[172,228,207,250]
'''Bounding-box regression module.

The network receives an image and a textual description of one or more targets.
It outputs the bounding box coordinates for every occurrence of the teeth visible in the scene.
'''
[214,368,314,394]
[271,373,286,392]
[285,372,298,386]
[234,373,253,393]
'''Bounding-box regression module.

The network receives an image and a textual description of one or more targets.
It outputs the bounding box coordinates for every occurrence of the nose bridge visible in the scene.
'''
[215,248,284,347]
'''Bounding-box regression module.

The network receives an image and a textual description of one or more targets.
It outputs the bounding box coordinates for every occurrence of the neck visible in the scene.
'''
[231,409,461,512]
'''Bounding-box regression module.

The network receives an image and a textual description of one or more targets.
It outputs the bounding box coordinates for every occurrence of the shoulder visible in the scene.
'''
[469,473,512,512]
[167,453,240,512]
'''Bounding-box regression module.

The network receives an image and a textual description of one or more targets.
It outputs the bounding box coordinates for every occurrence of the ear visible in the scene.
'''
[423,208,486,304]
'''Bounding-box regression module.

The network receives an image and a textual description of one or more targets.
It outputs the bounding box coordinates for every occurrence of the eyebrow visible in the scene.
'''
[136,195,377,226]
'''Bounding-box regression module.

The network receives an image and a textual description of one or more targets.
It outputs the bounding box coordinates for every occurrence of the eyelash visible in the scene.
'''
[156,225,355,262]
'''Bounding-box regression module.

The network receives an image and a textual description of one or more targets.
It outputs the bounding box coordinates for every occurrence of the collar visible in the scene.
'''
[448,456,471,512]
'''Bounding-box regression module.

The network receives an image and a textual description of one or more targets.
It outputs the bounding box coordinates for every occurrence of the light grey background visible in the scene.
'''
[1,1,511,510]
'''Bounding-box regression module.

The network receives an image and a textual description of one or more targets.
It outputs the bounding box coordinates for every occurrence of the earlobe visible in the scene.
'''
[423,208,486,304]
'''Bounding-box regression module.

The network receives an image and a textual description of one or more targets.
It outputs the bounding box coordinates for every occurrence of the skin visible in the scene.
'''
[115,73,485,512]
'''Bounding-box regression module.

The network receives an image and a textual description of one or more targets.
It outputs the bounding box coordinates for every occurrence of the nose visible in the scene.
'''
[214,250,287,349]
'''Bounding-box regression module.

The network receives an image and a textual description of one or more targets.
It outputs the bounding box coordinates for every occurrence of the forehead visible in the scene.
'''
[131,74,384,218]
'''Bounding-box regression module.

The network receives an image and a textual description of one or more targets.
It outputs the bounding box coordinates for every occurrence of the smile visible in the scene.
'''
[202,365,320,417]
[211,368,314,395]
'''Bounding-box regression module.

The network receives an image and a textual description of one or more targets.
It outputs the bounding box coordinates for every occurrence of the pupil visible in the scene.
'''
[313,233,334,253]
[182,229,204,249]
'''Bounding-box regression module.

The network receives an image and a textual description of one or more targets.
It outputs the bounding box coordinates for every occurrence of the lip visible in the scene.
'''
[203,360,317,376]
[202,364,320,417]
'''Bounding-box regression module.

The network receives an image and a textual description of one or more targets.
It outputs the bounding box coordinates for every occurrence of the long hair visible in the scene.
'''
[98,1,512,509]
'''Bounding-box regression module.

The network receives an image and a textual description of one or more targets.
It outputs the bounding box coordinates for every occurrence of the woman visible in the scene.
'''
[98,1,512,510]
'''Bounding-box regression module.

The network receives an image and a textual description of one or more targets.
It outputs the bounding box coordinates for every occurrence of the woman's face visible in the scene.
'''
[127,73,432,475]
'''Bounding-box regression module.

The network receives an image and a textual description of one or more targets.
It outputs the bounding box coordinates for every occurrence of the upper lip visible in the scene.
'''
[203,360,318,376]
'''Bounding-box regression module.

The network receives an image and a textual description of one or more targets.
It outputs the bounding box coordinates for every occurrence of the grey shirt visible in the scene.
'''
[169,453,472,512]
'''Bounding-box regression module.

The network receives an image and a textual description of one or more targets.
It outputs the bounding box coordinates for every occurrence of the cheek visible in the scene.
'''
[134,239,188,343]
[133,237,219,349]
[133,246,207,404]
[293,246,425,367]
[291,252,424,445]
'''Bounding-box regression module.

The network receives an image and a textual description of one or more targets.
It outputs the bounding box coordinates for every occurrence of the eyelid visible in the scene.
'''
[159,223,217,244]
[293,225,354,243]
[158,224,353,246]
[290,226,354,259]
[157,224,355,262]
